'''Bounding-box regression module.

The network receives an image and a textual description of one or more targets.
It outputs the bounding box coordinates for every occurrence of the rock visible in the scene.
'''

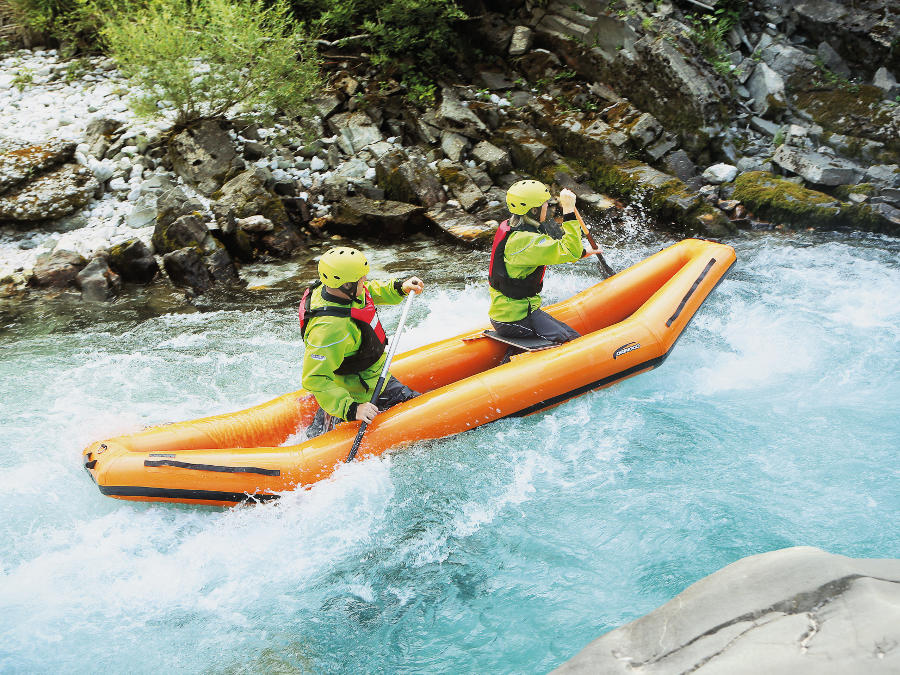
[215,168,290,227]
[437,90,489,139]
[772,146,861,186]
[168,120,239,196]
[126,193,158,228]
[153,213,213,255]
[873,68,900,99]
[156,185,204,231]
[471,141,512,178]
[590,31,726,142]
[817,41,851,79]
[425,203,496,245]
[702,163,738,185]
[758,41,817,85]
[476,71,514,92]
[747,63,786,117]
[375,150,445,208]
[204,247,239,285]
[645,134,677,162]
[0,164,98,222]
[162,247,212,294]
[29,249,87,288]
[881,187,900,205]
[242,141,270,161]
[256,223,304,258]
[731,170,887,231]
[508,26,533,56]
[107,238,159,284]
[236,215,274,232]
[792,1,899,75]
[0,139,77,194]
[499,125,554,173]
[590,161,733,236]
[865,164,900,188]
[311,93,341,119]
[75,256,121,301]
[663,150,697,183]
[329,195,424,236]
[83,118,123,159]
[328,112,383,154]
[750,116,781,137]
[437,160,487,213]
[440,131,469,162]
[627,113,662,147]
[553,547,900,675]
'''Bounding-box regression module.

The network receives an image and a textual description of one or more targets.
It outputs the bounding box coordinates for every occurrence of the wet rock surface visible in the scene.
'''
[554,547,900,674]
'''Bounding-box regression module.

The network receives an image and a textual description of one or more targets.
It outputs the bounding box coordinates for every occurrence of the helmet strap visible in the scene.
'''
[339,280,360,297]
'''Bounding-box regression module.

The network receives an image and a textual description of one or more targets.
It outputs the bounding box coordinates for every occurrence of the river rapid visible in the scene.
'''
[1,232,898,673]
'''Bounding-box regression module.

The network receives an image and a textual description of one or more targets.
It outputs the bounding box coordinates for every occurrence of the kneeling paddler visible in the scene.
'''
[488,180,602,346]
[299,246,424,438]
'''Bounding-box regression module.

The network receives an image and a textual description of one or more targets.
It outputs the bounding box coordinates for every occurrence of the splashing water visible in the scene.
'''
[0,233,898,673]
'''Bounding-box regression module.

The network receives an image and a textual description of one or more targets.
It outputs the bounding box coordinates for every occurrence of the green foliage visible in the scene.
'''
[291,0,467,75]
[402,70,437,107]
[12,67,34,91]
[683,3,744,81]
[811,57,859,94]
[98,0,321,125]
[773,129,784,147]
[9,0,111,45]
[362,0,467,72]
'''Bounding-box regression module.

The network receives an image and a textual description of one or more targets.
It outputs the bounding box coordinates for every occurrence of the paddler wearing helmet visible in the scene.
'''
[488,180,602,344]
[299,247,424,438]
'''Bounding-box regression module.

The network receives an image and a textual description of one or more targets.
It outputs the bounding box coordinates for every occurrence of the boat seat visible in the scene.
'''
[482,330,559,352]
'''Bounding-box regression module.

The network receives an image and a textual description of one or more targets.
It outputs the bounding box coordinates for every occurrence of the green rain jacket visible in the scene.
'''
[301,279,406,421]
[488,216,583,322]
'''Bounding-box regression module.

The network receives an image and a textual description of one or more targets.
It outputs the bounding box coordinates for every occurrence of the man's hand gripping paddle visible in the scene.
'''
[573,207,615,279]
[346,290,416,462]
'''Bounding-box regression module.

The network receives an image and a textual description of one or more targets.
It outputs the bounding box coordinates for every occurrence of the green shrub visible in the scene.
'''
[9,0,112,47]
[99,0,321,125]
[291,0,467,74]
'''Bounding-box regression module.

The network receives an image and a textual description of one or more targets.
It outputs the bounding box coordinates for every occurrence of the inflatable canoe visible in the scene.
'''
[82,238,735,506]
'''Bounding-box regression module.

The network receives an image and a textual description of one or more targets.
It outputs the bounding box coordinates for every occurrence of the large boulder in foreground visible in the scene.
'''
[553,547,900,674]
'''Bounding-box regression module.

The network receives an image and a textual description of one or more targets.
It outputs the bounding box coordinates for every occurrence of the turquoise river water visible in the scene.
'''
[1,232,898,673]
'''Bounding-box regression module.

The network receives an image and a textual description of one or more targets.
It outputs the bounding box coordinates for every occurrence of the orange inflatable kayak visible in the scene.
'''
[82,238,735,506]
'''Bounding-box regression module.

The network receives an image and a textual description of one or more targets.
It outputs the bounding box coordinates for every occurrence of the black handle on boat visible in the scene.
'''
[573,207,615,279]
[346,290,417,462]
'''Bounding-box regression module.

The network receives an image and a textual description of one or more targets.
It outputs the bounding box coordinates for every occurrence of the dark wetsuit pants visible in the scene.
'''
[307,376,419,439]
[490,308,580,344]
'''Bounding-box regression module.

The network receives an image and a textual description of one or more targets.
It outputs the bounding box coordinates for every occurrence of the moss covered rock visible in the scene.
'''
[733,171,899,234]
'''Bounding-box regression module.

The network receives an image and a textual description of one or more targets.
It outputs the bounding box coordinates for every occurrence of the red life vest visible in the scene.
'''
[299,282,387,374]
[488,218,546,299]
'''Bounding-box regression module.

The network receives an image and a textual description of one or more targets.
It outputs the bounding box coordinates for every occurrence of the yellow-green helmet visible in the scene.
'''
[506,179,551,215]
[318,247,369,286]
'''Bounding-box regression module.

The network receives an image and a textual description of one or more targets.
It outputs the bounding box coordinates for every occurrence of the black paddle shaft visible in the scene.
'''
[345,373,387,462]
[345,290,416,462]
[573,207,615,278]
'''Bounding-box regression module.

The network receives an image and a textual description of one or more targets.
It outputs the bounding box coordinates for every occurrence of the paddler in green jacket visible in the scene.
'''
[488,180,603,344]
[299,246,424,438]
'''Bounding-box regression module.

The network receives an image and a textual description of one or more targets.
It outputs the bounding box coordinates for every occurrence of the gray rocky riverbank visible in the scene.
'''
[554,546,900,673]
[1,0,897,308]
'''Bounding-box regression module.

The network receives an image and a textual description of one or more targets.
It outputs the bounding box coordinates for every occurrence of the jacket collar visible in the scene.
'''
[321,286,355,305]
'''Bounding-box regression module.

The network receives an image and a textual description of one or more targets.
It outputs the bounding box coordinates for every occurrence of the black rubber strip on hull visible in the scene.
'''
[98,484,280,504]
[667,257,717,327]
[143,459,280,476]
[508,353,668,418]
[511,255,734,418]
